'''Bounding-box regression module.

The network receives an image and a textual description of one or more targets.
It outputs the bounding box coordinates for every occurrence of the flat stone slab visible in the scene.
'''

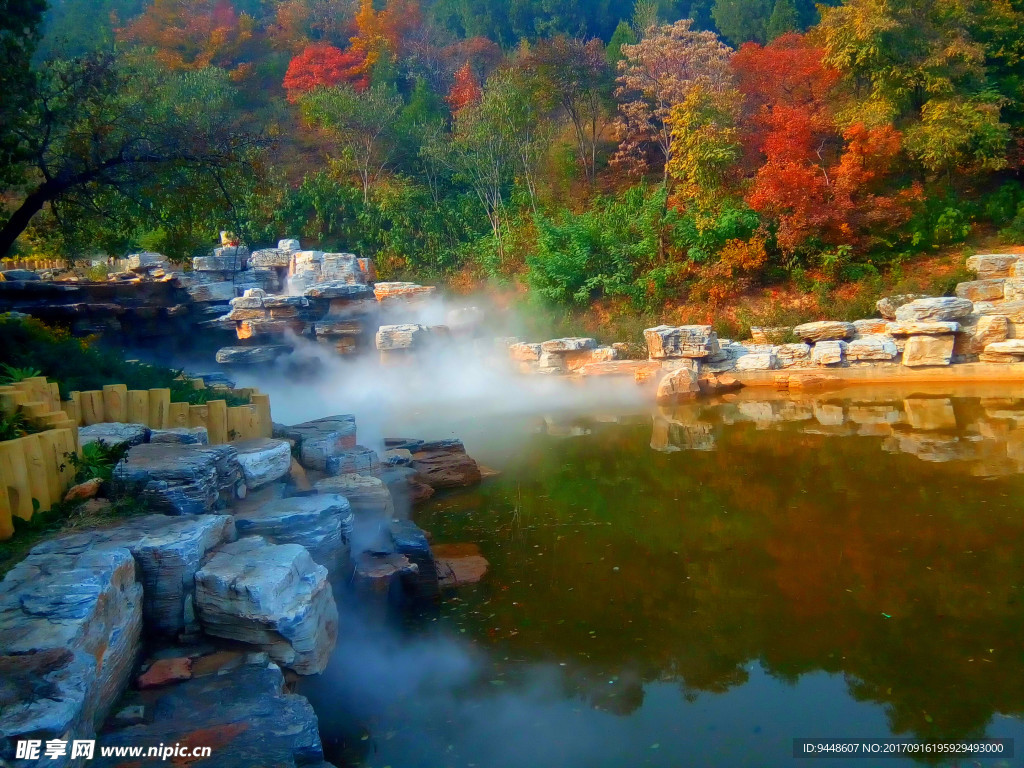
[216,345,292,365]
[31,515,235,637]
[955,279,1006,302]
[412,445,482,490]
[195,537,338,675]
[94,661,327,768]
[894,297,973,323]
[112,442,243,515]
[304,281,373,300]
[149,427,209,445]
[249,247,292,268]
[79,422,150,448]
[876,294,929,320]
[793,321,856,342]
[539,337,597,354]
[233,494,353,572]
[984,339,1024,356]
[885,322,961,336]
[325,445,380,476]
[903,334,955,367]
[234,437,292,489]
[735,352,778,371]
[314,473,394,517]
[0,546,142,760]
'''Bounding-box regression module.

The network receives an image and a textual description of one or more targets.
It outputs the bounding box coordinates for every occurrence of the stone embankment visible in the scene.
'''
[0,410,489,767]
[504,252,1024,402]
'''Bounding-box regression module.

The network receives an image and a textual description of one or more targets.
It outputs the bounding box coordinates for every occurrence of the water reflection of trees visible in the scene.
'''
[417,394,1024,741]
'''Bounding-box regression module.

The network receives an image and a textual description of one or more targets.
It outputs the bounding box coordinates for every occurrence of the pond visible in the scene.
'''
[302,384,1024,768]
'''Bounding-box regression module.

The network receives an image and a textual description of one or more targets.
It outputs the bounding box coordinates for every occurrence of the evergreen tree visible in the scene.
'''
[766,0,800,39]
[606,20,636,65]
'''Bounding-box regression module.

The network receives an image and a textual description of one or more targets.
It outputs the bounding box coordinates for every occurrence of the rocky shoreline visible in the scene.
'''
[0,412,489,767]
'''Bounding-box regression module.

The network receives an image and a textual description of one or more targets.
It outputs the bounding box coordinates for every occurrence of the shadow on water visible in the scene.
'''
[304,383,1024,767]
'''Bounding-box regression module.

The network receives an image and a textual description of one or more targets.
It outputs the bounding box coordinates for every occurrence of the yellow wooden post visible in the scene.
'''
[48,382,61,412]
[36,430,64,505]
[0,389,26,416]
[0,438,34,521]
[20,401,49,426]
[127,390,149,424]
[188,404,211,442]
[25,377,49,405]
[148,388,171,429]
[251,393,272,438]
[80,390,105,425]
[168,401,189,428]
[190,378,206,390]
[69,391,83,425]
[22,434,52,514]
[61,398,81,427]
[103,384,128,423]
[207,399,228,444]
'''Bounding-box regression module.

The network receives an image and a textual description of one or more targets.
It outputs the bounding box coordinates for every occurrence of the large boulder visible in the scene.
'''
[644,325,720,359]
[94,660,328,768]
[846,335,898,362]
[811,340,847,366]
[894,297,973,323]
[78,422,150,448]
[325,445,380,476]
[375,323,430,351]
[966,253,1020,279]
[411,442,481,490]
[903,334,955,367]
[539,337,597,354]
[112,443,243,515]
[303,281,373,300]
[388,519,439,602]
[30,515,235,637]
[281,415,357,472]
[792,321,856,342]
[876,293,929,320]
[655,368,700,403]
[955,315,1009,357]
[735,352,778,370]
[980,339,1024,363]
[775,343,812,368]
[249,248,292,268]
[233,438,292,489]
[232,494,353,572]
[187,281,237,303]
[195,537,338,675]
[0,547,142,765]
[955,279,1006,302]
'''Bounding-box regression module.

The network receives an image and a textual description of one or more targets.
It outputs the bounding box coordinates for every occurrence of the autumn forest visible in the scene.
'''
[3,0,1024,325]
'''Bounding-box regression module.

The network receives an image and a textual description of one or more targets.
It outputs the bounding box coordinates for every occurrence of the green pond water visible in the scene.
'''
[305,384,1024,768]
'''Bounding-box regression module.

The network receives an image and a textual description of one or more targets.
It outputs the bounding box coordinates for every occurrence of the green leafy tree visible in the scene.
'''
[712,0,773,45]
[302,83,404,203]
[0,55,263,257]
[1,0,47,186]
[766,0,799,40]
[606,21,636,65]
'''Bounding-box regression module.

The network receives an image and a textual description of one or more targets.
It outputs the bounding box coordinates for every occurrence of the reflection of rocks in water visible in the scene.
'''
[903,397,958,430]
[882,432,981,463]
[652,405,716,452]
[543,416,593,437]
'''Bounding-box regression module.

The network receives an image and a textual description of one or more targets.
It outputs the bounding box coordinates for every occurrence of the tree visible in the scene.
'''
[525,36,611,184]
[606,21,636,66]
[612,19,733,181]
[283,43,368,101]
[302,83,403,203]
[0,56,263,256]
[766,0,800,40]
[666,84,742,207]
[0,0,47,185]
[816,0,1015,174]
[447,61,482,114]
[712,0,773,45]
[120,0,258,81]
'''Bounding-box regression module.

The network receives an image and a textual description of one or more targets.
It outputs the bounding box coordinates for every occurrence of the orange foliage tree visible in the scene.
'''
[446,61,481,115]
[283,43,368,101]
[348,0,421,79]
[120,0,257,81]
[733,34,920,255]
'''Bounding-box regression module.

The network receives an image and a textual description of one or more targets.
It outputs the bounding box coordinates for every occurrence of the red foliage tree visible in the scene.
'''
[446,61,481,115]
[734,33,920,253]
[283,43,368,102]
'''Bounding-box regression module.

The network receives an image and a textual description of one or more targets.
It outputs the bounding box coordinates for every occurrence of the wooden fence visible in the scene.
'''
[1,258,67,272]
[0,377,273,540]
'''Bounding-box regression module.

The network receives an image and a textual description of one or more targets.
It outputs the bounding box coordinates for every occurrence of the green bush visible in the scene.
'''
[0,315,247,404]
[527,185,683,307]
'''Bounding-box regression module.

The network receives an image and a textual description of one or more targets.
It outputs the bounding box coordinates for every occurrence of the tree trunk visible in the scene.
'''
[0,181,61,257]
